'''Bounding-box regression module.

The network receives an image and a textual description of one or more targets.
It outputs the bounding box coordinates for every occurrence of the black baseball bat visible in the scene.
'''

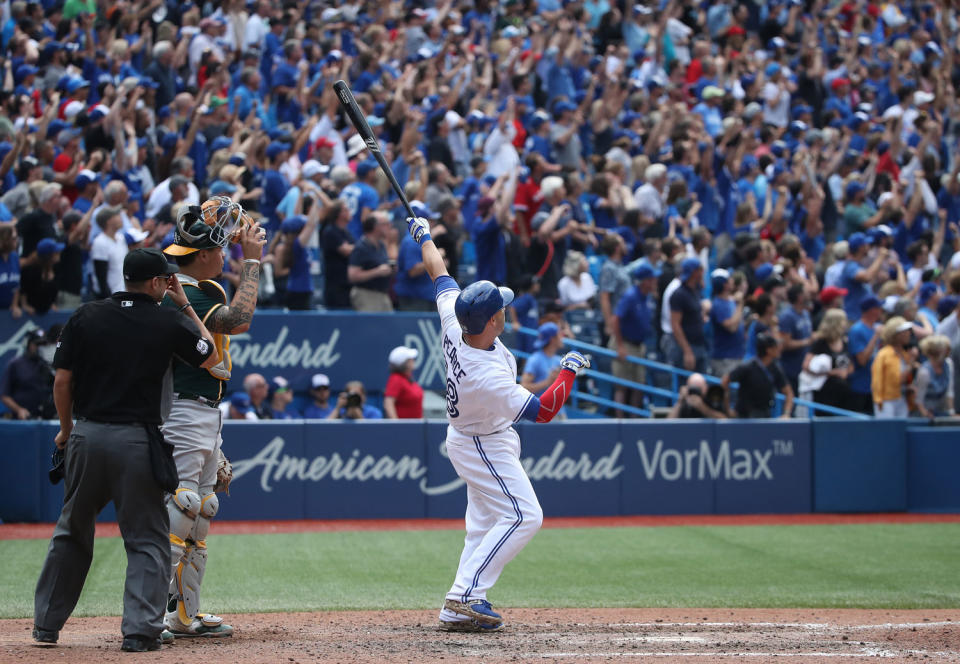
[333,79,417,221]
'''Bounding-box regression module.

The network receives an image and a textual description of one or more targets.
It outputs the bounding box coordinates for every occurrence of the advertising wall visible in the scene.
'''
[0,418,827,523]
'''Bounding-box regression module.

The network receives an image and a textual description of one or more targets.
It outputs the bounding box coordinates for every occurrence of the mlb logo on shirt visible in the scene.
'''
[121,300,133,307]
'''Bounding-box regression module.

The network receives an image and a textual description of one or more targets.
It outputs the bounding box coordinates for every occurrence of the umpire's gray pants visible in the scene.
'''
[34,420,170,639]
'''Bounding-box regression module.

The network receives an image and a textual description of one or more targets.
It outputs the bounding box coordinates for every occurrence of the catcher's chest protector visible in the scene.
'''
[186,280,233,381]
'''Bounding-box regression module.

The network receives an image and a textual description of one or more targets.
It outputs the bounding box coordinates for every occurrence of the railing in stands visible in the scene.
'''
[507,324,870,420]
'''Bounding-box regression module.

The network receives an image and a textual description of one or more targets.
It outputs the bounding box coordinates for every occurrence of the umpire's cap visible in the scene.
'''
[455,281,514,335]
[123,248,178,282]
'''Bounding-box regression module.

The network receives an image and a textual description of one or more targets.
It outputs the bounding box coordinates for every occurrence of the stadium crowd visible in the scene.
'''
[1,0,960,419]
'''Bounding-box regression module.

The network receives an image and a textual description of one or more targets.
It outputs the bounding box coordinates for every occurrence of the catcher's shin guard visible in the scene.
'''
[168,484,219,622]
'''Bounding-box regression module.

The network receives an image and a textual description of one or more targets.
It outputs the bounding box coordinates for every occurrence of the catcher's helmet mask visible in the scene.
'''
[164,196,247,256]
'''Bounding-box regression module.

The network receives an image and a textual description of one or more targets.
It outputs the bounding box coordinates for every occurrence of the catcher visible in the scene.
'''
[160,197,265,638]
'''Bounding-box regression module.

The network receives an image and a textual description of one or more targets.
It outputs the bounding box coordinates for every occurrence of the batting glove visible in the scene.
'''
[559,351,590,375]
[406,216,431,246]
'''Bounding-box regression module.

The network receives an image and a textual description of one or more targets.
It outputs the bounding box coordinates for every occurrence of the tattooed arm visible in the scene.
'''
[208,222,267,335]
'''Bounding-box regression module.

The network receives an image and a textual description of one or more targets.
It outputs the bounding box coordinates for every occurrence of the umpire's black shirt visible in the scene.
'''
[53,291,213,424]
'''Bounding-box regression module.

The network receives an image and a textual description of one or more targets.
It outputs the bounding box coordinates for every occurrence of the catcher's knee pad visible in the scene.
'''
[200,490,219,518]
[187,490,218,543]
[168,484,201,556]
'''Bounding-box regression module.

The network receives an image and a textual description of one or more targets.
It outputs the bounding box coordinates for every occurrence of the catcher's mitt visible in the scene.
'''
[214,449,233,495]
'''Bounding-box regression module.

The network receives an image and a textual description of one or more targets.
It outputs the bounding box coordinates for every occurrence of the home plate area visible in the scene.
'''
[456,613,960,661]
[4,609,959,663]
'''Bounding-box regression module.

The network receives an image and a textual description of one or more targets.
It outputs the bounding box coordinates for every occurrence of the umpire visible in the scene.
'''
[33,248,219,653]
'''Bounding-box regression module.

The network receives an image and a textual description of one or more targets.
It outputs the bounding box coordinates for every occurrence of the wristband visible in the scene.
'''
[178,302,192,312]
[243,258,261,265]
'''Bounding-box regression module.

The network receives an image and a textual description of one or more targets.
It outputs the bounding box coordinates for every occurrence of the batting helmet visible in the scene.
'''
[455,280,514,335]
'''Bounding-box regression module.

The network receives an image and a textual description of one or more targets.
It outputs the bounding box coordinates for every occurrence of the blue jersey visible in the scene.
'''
[260,169,289,233]
[340,182,379,240]
[286,237,311,293]
[839,260,871,320]
[615,285,655,344]
[711,297,745,359]
[395,235,434,301]
[778,307,812,379]
[847,320,875,394]
[472,213,506,285]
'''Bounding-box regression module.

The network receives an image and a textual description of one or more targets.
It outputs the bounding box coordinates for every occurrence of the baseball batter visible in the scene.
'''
[404,214,589,633]
[159,198,265,638]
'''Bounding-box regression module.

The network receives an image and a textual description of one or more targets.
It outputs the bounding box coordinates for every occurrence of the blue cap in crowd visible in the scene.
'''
[266,141,291,160]
[65,77,89,93]
[847,232,870,252]
[36,238,64,255]
[159,132,178,150]
[534,322,560,349]
[919,282,940,304]
[211,136,233,152]
[860,295,882,312]
[15,64,37,82]
[755,262,774,282]
[680,257,703,281]
[356,160,378,178]
[553,101,576,118]
[765,63,781,77]
[937,295,960,318]
[230,392,252,414]
[845,181,866,199]
[74,169,97,188]
[631,260,661,281]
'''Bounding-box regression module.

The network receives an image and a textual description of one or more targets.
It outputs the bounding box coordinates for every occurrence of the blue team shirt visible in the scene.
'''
[615,285,654,344]
[340,182,379,240]
[778,307,812,379]
[847,320,875,394]
[272,61,302,125]
[511,292,539,354]
[395,235,434,301]
[472,213,506,284]
[840,259,871,320]
[260,169,289,233]
[303,403,334,418]
[287,237,311,293]
[711,297,745,359]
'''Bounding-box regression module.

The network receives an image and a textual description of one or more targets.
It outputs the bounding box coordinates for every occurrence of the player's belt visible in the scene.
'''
[175,393,221,408]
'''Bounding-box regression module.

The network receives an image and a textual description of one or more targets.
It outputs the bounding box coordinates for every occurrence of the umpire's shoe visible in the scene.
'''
[120,635,162,652]
[164,612,234,637]
[32,625,58,645]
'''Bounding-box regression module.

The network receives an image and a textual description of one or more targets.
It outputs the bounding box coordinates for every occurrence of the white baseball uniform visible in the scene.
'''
[434,279,544,618]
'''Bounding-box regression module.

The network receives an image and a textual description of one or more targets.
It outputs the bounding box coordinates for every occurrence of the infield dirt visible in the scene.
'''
[3,608,960,663]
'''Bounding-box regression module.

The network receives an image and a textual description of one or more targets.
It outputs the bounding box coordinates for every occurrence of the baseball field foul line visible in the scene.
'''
[516,652,904,658]
[605,621,956,629]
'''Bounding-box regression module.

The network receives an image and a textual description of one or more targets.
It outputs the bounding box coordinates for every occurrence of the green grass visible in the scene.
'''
[3,523,959,618]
